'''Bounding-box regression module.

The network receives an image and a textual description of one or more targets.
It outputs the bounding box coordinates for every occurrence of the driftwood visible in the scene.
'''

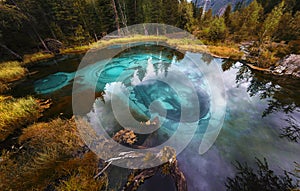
[122,156,187,191]
[112,129,187,191]
[86,128,187,191]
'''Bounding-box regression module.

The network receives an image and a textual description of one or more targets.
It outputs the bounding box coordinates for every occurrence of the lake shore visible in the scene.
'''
[20,35,244,65]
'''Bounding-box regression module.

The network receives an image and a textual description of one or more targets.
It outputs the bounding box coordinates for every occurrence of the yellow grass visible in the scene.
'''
[59,45,91,54]
[0,96,41,141]
[0,82,9,93]
[18,35,244,66]
[171,43,243,59]
[23,52,54,65]
[19,118,83,150]
[0,61,27,82]
[208,46,244,59]
[0,118,104,190]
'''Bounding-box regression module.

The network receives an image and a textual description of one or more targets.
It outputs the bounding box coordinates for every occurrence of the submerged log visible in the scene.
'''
[76,121,187,190]
[122,155,187,191]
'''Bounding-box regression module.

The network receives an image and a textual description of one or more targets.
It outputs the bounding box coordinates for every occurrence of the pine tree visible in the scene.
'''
[208,17,228,42]
[260,1,284,42]
[178,0,195,32]
[230,0,263,41]
[223,4,232,27]
[162,0,180,26]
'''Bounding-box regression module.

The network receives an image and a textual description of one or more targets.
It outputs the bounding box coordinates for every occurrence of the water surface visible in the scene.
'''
[11,43,300,190]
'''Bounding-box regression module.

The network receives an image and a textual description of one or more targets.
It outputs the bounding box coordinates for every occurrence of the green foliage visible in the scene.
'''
[229,0,263,41]
[73,25,90,45]
[276,11,300,42]
[223,4,232,26]
[0,4,28,29]
[0,96,41,141]
[208,17,228,42]
[260,1,284,42]
[178,0,195,32]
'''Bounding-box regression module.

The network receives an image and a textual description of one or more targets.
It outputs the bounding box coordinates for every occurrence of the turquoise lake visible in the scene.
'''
[11,42,300,190]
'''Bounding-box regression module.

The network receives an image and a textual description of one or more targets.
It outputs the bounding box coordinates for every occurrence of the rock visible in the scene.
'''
[44,38,63,54]
[272,54,300,78]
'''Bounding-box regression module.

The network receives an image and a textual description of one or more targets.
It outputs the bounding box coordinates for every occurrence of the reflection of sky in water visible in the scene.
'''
[34,44,300,191]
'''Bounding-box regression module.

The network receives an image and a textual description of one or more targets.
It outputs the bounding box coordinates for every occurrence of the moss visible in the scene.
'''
[0,96,41,141]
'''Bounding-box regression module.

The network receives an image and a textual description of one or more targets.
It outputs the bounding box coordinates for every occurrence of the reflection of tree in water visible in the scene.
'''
[221,59,235,72]
[280,115,300,143]
[234,65,300,116]
[162,62,171,77]
[226,158,299,191]
[202,53,214,65]
[229,63,300,142]
[137,66,146,81]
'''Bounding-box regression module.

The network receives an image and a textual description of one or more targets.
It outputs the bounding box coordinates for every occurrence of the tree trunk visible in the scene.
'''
[112,0,121,36]
[10,0,50,52]
[0,43,23,60]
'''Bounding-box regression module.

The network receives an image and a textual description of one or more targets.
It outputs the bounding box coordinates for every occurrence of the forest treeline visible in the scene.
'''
[0,0,300,60]
[0,0,300,64]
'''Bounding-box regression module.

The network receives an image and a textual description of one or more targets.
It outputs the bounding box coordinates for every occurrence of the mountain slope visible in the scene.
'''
[192,0,253,15]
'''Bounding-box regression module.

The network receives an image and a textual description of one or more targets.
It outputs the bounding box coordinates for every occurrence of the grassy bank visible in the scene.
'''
[0,61,27,93]
[0,61,27,82]
[0,118,107,191]
[0,96,41,141]
[0,35,243,96]
[23,35,243,66]
[23,52,54,65]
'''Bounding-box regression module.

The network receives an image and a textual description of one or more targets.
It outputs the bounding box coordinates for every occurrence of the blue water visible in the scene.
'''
[32,43,300,190]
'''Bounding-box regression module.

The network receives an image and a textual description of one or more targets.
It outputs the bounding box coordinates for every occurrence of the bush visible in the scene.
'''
[208,17,228,42]
[288,40,300,54]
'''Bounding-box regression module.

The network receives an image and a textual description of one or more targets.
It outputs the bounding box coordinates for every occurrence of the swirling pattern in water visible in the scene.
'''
[34,72,73,94]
